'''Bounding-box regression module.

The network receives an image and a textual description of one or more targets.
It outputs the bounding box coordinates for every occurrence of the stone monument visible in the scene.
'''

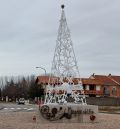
[39,5,98,123]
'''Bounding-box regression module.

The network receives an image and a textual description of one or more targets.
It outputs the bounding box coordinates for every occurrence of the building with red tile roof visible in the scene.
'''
[90,74,120,97]
[35,74,120,98]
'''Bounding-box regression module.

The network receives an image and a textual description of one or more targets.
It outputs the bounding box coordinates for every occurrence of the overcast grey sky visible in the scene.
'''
[0,0,120,77]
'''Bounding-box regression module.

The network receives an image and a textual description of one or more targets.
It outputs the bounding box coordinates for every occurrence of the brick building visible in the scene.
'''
[35,74,120,98]
[90,74,120,97]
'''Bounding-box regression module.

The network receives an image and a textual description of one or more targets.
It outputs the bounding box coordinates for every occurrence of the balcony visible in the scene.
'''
[85,90,103,95]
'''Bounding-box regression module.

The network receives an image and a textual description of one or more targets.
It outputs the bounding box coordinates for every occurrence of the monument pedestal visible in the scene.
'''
[39,103,98,123]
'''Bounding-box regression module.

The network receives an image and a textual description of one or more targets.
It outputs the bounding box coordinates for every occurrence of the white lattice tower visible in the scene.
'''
[44,5,86,105]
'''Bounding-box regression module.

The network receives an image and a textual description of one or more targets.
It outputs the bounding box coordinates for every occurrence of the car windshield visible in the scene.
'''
[19,98,24,101]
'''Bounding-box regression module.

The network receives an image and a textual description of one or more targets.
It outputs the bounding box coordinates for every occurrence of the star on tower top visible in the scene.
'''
[61,4,65,9]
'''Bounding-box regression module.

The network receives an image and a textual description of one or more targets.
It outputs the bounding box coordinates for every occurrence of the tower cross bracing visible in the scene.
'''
[44,5,86,105]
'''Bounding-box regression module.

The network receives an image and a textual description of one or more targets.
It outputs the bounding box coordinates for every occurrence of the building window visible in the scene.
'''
[89,85,95,90]
[83,84,86,90]
[85,85,89,90]
[103,86,110,96]
[112,87,117,96]
[96,85,100,91]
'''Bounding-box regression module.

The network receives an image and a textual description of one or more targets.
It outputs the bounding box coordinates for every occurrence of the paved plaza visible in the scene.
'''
[0,104,120,129]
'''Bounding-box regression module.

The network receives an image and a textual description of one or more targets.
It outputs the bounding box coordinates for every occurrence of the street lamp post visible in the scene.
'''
[36,66,46,75]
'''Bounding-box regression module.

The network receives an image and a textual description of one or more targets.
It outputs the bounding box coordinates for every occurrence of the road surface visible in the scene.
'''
[0,103,36,112]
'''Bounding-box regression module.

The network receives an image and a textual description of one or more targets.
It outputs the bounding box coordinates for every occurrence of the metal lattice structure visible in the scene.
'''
[44,5,86,105]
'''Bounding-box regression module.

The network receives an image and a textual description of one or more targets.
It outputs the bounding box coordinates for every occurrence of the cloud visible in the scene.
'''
[0,0,120,77]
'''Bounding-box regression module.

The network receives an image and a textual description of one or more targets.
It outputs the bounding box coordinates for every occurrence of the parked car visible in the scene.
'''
[17,98,25,105]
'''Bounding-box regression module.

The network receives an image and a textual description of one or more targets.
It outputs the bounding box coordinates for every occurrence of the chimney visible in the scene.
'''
[108,73,111,77]
[92,73,95,77]
[89,73,95,79]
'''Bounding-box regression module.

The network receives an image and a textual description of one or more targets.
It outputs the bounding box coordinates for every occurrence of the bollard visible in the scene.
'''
[33,115,36,122]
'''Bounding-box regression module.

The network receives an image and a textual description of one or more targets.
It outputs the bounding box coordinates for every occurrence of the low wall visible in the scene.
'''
[86,97,120,106]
